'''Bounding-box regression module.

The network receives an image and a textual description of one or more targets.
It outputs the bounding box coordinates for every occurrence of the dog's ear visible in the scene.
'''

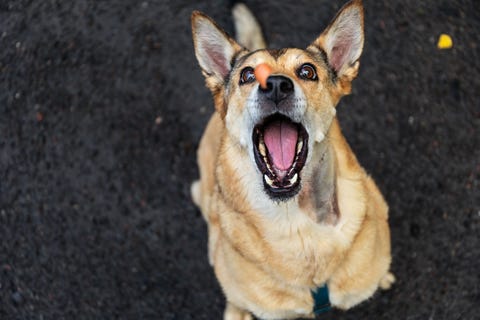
[309,0,364,93]
[191,11,243,87]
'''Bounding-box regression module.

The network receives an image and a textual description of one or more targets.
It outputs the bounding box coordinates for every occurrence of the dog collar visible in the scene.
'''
[311,284,331,316]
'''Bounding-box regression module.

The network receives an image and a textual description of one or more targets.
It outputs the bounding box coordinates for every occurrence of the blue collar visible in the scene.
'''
[311,284,331,316]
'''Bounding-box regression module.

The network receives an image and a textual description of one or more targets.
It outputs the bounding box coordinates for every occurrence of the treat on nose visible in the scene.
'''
[254,63,272,89]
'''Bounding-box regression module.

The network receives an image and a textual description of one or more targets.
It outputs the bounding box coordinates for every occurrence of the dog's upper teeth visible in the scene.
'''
[296,139,303,154]
[259,139,267,157]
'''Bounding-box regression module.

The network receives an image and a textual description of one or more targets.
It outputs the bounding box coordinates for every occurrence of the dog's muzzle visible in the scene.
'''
[251,75,308,200]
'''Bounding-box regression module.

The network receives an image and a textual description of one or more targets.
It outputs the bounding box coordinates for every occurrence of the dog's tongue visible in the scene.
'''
[263,120,298,171]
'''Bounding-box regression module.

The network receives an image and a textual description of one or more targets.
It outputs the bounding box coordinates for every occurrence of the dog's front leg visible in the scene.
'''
[224,302,252,320]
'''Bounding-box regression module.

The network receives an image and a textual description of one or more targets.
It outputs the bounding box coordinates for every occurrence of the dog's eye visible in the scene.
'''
[297,64,317,81]
[240,67,255,84]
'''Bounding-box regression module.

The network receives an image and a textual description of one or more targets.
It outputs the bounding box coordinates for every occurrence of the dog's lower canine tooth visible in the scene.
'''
[290,173,298,184]
[264,174,275,186]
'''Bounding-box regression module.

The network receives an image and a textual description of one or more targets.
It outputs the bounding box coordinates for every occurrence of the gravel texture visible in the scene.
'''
[1,1,479,319]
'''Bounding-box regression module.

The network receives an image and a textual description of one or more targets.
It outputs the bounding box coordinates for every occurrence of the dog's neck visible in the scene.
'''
[298,141,338,224]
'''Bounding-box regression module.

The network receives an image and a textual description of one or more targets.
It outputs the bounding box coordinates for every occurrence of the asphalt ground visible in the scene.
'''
[0,0,479,319]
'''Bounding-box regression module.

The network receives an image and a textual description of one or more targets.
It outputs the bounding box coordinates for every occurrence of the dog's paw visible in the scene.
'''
[379,272,395,290]
[191,180,201,206]
[224,302,253,320]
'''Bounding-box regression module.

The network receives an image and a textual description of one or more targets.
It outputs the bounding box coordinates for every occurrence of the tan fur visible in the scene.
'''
[232,3,266,51]
[191,1,394,319]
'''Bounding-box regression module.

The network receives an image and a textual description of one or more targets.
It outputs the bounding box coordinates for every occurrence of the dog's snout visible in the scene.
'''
[259,76,294,104]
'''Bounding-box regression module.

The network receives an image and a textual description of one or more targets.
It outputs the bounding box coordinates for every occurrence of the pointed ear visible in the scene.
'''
[191,11,244,85]
[309,0,364,82]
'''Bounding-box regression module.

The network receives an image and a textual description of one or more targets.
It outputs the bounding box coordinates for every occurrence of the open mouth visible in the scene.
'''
[252,113,308,199]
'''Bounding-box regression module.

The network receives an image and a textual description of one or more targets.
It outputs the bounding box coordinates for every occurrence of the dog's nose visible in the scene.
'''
[259,75,294,104]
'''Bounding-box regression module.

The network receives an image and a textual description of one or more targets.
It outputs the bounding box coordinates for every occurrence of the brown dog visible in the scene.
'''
[190,1,394,319]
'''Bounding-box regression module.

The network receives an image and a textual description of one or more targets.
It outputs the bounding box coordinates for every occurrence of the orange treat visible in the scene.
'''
[254,63,272,89]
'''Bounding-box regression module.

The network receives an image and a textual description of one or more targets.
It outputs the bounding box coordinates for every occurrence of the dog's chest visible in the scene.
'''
[259,205,336,285]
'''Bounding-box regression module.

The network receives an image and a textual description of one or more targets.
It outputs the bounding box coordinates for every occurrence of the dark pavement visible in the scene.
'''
[1,1,479,319]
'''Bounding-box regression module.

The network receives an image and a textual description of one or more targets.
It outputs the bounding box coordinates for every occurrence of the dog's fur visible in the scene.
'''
[190,1,394,319]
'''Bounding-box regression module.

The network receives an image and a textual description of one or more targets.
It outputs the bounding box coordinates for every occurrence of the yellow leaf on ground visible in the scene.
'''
[437,34,453,49]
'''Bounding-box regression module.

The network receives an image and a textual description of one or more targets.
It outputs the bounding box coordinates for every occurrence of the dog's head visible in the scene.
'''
[192,0,364,201]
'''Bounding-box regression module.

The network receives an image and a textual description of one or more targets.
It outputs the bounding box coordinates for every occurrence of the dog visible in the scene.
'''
[190,1,394,319]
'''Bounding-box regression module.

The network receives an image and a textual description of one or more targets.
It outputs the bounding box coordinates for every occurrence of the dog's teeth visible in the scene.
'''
[289,161,297,175]
[330,107,337,116]
[290,173,298,184]
[296,139,303,154]
[259,140,267,156]
[265,158,273,171]
[264,174,275,187]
